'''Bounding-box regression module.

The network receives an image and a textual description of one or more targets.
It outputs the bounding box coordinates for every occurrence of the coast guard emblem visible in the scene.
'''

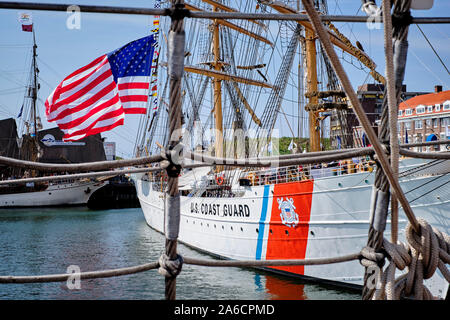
[277,197,299,228]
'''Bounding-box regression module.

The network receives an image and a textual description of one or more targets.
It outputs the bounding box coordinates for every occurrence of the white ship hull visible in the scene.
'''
[133,161,449,298]
[0,180,106,207]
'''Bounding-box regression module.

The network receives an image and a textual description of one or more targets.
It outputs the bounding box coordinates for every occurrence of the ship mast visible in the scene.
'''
[305,27,321,152]
[182,0,272,171]
[212,4,224,171]
[31,27,38,151]
[29,26,40,176]
[19,25,41,177]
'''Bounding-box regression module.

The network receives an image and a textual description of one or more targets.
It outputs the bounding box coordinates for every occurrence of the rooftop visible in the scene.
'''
[399,89,450,110]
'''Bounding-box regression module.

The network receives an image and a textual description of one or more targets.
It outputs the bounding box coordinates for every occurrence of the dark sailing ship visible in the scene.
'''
[0,26,106,207]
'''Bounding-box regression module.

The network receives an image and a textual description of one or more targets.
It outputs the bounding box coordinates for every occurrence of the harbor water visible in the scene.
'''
[0,207,360,300]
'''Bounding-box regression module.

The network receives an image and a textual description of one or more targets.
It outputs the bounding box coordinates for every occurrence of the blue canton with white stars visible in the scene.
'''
[107,35,156,83]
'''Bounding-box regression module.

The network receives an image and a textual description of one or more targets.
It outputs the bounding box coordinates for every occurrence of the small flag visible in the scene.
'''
[22,24,33,32]
[45,35,156,141]
[18,12,33,32]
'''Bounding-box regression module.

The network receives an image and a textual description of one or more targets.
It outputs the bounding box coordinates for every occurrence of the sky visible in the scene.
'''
[0,0,449,158]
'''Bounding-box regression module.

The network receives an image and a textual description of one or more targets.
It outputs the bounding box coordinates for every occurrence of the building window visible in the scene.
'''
[425,119,432,127]
[435,104,441,112]
[427,105,433,113]
[398,110,403,116]
[405,121,411,129]
[433,118,438,128]
[444,103,450,111]
[416,105,425,114]
[415,120,423,129]
[405,109,413,116]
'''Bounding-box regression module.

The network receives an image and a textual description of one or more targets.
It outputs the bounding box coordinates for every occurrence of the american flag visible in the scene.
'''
[45,35,156,141]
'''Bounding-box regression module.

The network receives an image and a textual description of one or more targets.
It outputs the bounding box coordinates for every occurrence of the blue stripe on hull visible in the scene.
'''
[255,185,270,260]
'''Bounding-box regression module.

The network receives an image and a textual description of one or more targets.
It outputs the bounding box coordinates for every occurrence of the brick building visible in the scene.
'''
[341,83,428,147]
[398,86,450,151]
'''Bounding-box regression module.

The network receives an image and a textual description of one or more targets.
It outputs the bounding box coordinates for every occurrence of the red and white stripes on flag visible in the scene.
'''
[117,76,150,114]
[45,35,155,141]
[45,55,123,141]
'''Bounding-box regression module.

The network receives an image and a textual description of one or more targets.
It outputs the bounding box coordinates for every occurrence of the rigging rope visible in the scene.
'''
[415,24,450,76]
[0,252,361,284]
[325,20,386,85]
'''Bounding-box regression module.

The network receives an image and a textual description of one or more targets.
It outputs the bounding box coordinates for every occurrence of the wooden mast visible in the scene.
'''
[212,5,223,172]
[305,28,321,152]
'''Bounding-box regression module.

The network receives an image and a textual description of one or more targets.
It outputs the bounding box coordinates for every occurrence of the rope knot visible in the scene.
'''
[163,143,183,178]
[359,246,386,268]
[158,253,184,278]
[369,219,450,300]
[392,10,413,28]
[164,4,190,20]
[405,218,448,279]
